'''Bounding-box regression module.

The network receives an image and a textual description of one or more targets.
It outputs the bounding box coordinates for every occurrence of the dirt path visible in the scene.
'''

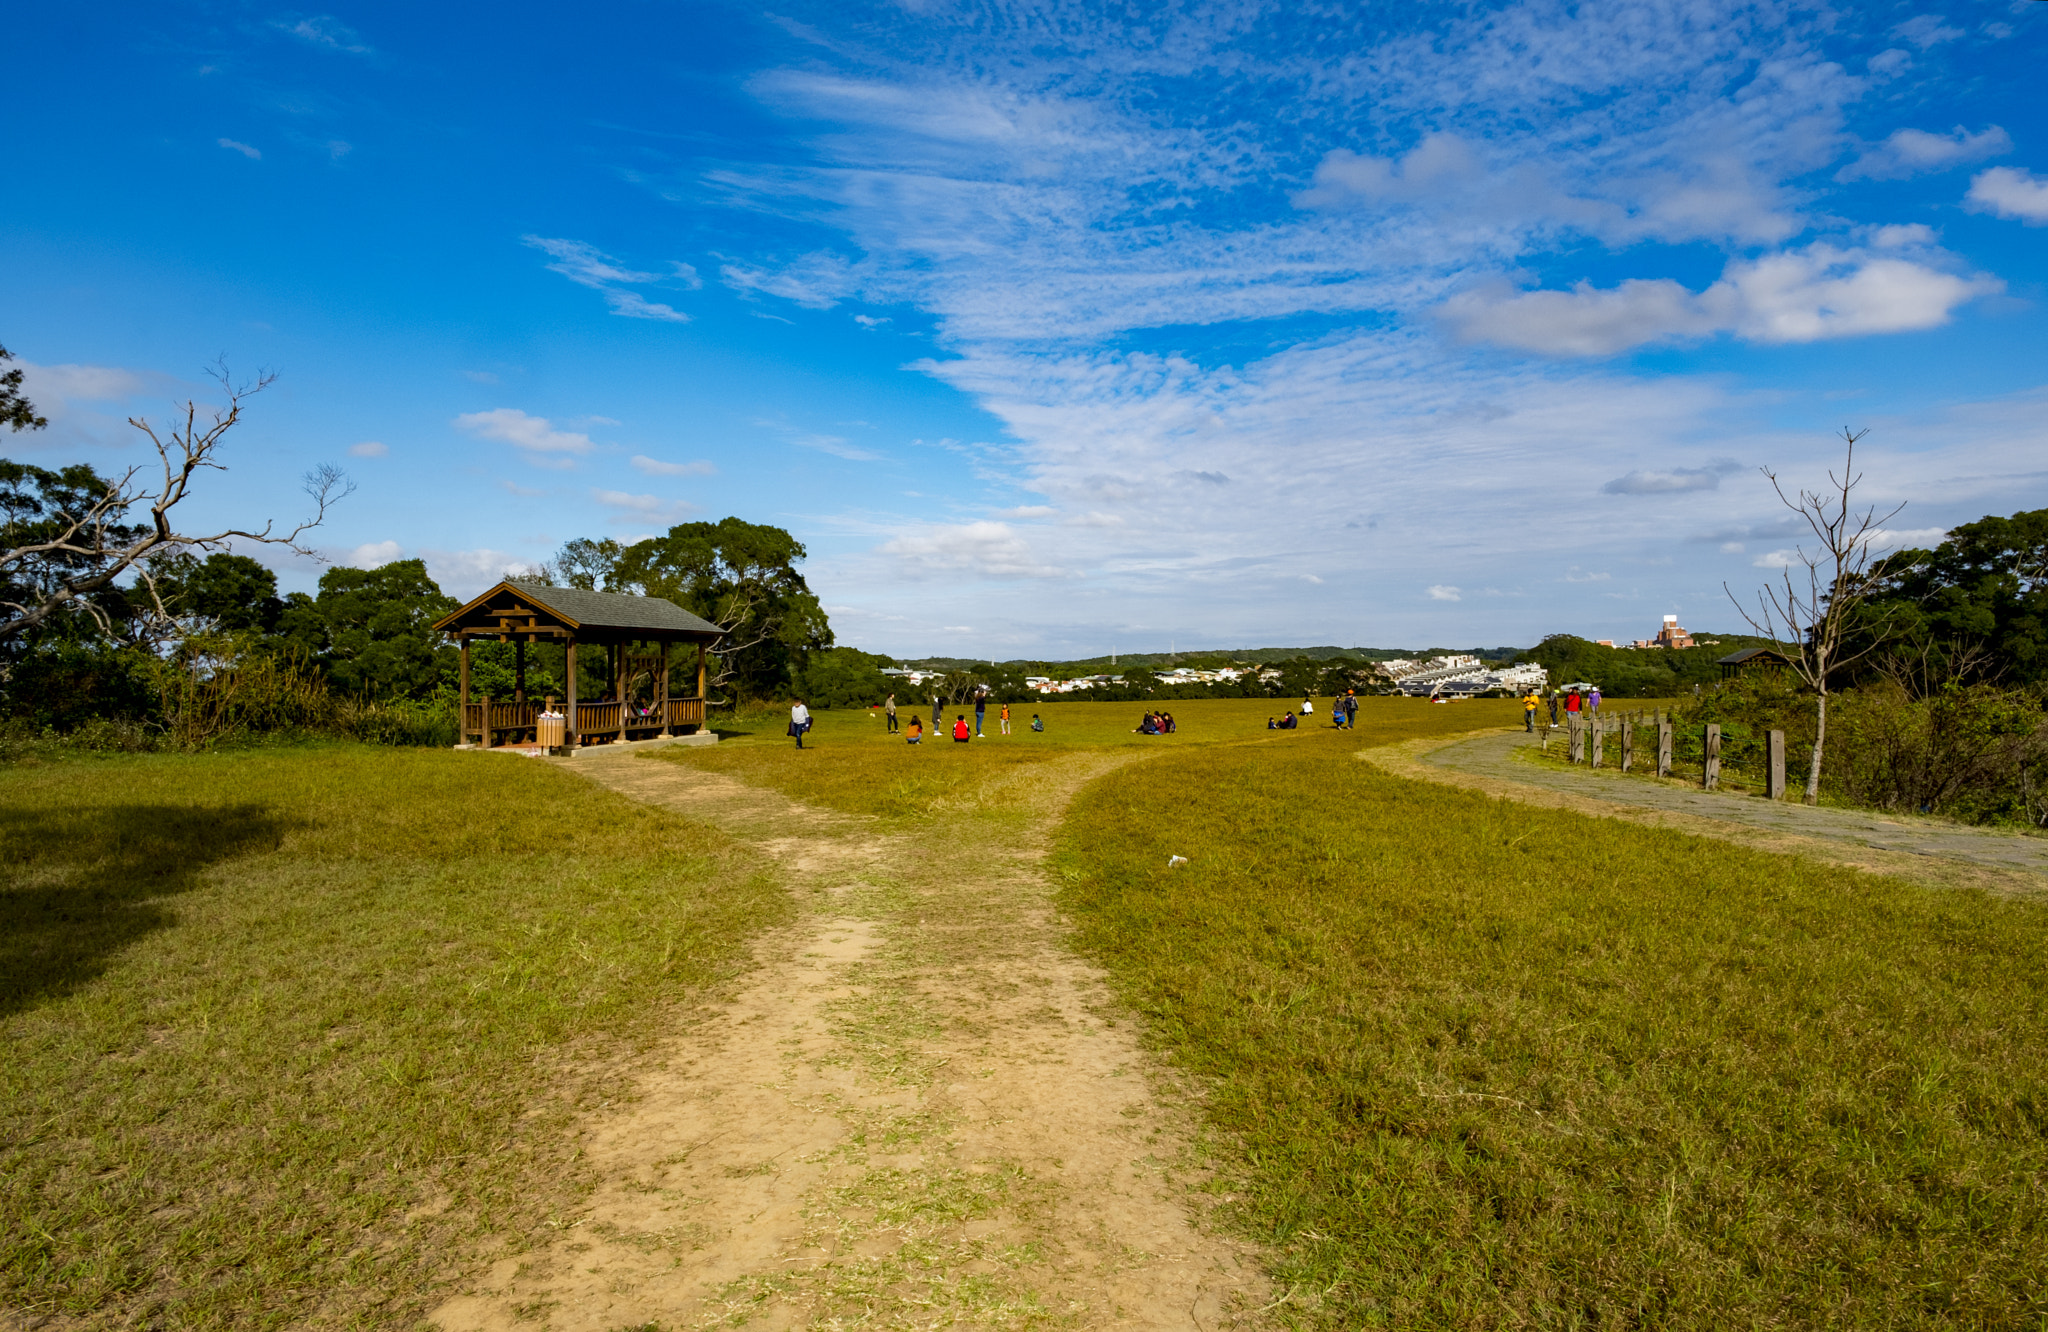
[1367,729,2048,898]
[432,749,1268,1332]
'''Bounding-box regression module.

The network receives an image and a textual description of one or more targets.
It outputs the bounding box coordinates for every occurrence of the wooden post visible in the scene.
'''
[515,640,526,704]
[660,640,672,736]
[1657,713,1673,778]
[1590,718,1605,768]
[1621,718,1634,772]
[565,641,580,748]
[696,642,707,704]
[458,637,471,748]
[480,694,493,749]
[1704,723,1721,791]
[1568,713,1583,763]
[1767,729,1786,800]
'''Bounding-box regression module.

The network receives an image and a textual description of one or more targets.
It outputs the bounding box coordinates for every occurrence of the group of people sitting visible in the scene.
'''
[1265,712,1300,729]
[901,712,1043,744]
[1135,711,1178,734]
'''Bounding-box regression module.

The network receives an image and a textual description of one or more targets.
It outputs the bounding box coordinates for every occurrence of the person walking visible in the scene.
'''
[932,688,945,732]
[1565,688,1582,717]
[789,698,811,749]
[974,684,988,737]
[1522,688,1541,733]
[885,692,898,733]
[1547,692,1560,728]
[1343,689,1358,729]
[1589,686,1602,714]
[999,701,1011,735]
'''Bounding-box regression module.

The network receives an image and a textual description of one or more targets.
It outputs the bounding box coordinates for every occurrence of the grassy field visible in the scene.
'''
[673,696,1523,822]
[0,745,786,1328]
[15,695,2046,1329]
[1054,736,2048,1328]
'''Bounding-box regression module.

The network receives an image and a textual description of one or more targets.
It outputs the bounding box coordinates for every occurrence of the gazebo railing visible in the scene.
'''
[465,695,708,747]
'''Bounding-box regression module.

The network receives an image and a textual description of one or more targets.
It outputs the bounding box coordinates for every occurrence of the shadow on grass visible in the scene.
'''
[0,803,288,1018]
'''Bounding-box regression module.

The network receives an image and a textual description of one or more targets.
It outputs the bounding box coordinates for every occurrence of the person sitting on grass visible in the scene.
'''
[1278,711,1299,729]
[1136,712,1159,734]
[1266,716,1276,730]
[953,714,971,742]
[1162,711,1177,733]
[1030,713,1044,732]
[906,714,923,744]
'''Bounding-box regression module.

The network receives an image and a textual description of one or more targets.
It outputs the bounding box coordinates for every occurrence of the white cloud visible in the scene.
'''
[454,408,595,461]
[592,489,693,525]
[524,236,696,320]
[1426,585,1461,601]
[524,236,655,289]
[604,290,690,322]
[464,370,501,384]
[345,540,404,568]
[854,314,890,328]
[1444,242,2000,356]
[879,522,1066,580]
[1890,15,1963,48]
[218,138,261,160]
[720,252,864,310]
[1837,126,2009,181]
[347,440,387,458]
[420,548,541,598]
[328,139,351,160]
[1967,167,2048,225]
[275,16,372,54]
[26,363,149,400]
[629,454,716,477]
[499,479,546,497]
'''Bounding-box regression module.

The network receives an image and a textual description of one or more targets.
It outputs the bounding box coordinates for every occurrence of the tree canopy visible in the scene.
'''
[276,559,456,699]
[1855,508,2048,686]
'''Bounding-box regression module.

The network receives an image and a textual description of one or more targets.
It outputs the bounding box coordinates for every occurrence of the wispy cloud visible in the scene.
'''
[630,454,716,477]
[1426,585,1461,602]
[1602,460,1742,495]
[879,522,1066,580]
[1837,125,2009,181]
[347,440,387,458]
[218,138,261,159]
[592,489,693,525]
[274,16,372,54]
[524,235,696,321]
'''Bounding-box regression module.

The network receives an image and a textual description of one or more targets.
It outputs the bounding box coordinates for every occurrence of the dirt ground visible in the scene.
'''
[431,748,1270,1331]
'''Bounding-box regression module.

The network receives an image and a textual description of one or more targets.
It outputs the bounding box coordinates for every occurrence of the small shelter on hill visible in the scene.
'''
[1717,646,1794,680]
[432,580,723,749]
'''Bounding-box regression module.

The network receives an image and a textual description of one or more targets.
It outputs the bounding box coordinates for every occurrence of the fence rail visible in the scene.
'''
[464,695,709,748]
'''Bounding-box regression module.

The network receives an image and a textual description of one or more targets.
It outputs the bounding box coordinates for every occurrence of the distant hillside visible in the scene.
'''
[901,645,1528,673]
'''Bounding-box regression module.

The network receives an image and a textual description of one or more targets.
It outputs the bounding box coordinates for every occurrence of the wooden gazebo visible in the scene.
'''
[433,581,723,749]
[1716,646,1795,681]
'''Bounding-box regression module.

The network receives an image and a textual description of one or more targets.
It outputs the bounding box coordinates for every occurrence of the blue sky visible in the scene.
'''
[6,0,2044,658]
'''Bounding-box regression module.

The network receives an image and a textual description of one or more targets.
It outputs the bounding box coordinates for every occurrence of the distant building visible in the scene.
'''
[1596,639,1615,648]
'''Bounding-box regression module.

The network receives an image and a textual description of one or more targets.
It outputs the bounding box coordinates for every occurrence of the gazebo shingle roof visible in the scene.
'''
[503,581,724,636]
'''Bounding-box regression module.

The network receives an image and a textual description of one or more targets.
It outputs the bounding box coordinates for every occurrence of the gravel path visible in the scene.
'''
[1422,730,2048,877]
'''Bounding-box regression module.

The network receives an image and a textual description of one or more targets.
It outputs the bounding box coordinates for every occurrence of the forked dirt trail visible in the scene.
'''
[432,748,1269,1332]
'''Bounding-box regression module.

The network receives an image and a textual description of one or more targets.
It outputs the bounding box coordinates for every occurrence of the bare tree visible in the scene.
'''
[1725,427,1903,804]
[0,364,351,640]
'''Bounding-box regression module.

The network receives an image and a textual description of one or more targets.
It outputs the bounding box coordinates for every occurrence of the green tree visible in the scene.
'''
[1,344,49,434]
[1854,507,2048,686]
[794,647,892,710]
[156,552,285,634]
[606,518,831,702]
[277,559,456,699]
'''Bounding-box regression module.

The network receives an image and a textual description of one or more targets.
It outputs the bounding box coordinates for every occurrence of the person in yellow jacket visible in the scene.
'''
[1522,690,1541,733]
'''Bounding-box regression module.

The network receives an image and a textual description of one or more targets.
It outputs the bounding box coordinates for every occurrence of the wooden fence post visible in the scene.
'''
[480,694,493,749]
[1591,718,1605,768]
[1657,713,1673,778]
[1704,723,1721,791]
[1567,713,1582,763]
[458,637,471,748]
[1767,729,1786,800]
[1621,717,1634,772]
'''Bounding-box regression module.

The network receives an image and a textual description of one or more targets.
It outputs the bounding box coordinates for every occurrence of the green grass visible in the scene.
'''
[671,696,1524,822]
[1054,740,2048,1328]
[0,744,787,1328]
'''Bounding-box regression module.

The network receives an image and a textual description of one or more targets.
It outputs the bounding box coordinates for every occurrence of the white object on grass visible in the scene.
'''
[1167,855,1189,868]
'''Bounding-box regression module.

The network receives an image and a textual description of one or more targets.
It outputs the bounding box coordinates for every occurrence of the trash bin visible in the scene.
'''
[536,715,566,751]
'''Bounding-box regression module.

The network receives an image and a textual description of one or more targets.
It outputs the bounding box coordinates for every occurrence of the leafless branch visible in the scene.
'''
[0,367,353,640]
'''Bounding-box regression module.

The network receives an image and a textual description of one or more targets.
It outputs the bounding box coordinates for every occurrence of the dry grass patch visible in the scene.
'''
[1,744,787,1329]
